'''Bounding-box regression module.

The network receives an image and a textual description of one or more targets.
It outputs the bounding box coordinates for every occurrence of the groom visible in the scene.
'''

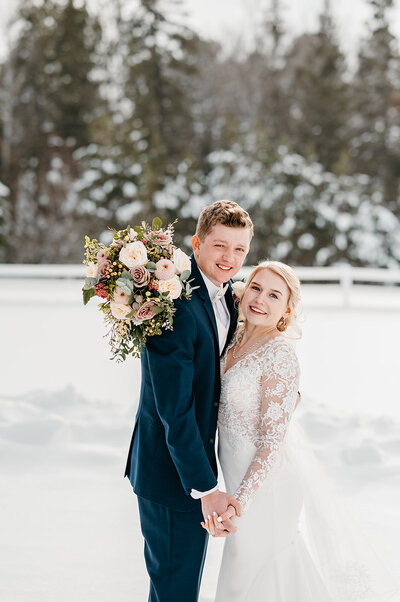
[125,200,254,601]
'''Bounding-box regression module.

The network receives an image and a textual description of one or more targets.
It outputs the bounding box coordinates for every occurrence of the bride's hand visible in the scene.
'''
[201,512,231,538]
[215,503,239,530]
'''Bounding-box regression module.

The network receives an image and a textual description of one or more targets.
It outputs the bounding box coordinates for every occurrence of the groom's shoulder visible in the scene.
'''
[171,291,203,328]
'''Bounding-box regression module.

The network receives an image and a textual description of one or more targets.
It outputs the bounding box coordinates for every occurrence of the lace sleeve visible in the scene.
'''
[234,340,300,513]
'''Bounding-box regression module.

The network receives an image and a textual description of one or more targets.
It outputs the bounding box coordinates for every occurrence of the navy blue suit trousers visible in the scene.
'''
[138,496,208,602]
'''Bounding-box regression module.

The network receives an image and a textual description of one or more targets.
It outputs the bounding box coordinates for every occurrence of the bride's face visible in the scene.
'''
[241,268,290,329]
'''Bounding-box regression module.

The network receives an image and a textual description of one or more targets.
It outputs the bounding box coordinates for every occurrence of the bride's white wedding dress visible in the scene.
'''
[215,334,399,602]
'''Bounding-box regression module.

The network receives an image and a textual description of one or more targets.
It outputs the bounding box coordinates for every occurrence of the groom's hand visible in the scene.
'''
[201,490,241,535]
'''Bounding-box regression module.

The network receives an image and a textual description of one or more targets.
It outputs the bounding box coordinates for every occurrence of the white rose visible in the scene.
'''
[173,248,191,274]
[110,301,132,320]
[158,276,183,300]
[119,241,148,268]
[232,280,246,299]
[86,262,98,278]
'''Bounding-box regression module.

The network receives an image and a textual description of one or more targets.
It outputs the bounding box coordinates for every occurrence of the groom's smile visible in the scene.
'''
[192,223,252,286]
[217,263,233,272]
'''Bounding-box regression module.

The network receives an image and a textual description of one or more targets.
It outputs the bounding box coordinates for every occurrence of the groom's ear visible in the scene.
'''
[191,235,200,255]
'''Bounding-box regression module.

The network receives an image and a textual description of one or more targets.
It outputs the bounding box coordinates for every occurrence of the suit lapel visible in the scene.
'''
[190,256,220,350]
[222,282,238,355]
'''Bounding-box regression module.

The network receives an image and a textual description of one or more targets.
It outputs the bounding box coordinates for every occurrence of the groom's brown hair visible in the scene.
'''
[196,200,253,241]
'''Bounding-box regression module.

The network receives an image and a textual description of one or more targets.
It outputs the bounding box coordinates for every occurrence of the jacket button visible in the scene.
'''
[213,402,218,407]
[209,438,214,445]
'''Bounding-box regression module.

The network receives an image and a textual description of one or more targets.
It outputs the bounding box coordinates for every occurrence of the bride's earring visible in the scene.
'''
[276,316,287,332]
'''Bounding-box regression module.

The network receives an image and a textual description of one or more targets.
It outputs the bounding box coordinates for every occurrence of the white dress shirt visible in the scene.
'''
[191,268,231,500]
[198,268,230,354]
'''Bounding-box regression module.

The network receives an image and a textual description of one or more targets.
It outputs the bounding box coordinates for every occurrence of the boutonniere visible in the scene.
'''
[232,280,246,305]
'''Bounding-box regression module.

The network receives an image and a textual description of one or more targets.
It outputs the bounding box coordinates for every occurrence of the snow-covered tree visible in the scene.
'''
[350,0,400,214]
[155,141,400,267]
[1,0,104,262]
[283,3,350,172]
[114,0,201,210]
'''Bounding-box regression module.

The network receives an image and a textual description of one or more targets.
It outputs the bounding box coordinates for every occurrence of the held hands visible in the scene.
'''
[200,490,241,538]
[201,505,238,537]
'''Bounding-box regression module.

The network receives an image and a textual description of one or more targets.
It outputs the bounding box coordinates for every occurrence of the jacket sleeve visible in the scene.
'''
[145,298,218,495]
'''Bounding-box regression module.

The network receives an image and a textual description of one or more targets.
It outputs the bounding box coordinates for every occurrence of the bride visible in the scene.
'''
[202,260,399,602]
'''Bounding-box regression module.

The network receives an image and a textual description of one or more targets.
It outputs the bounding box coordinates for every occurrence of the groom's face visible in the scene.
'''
[191,223,251,286]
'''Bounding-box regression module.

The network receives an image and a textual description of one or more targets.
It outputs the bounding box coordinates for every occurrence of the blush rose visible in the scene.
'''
[113,285,131,305]
[97,259,112,278]
[157,276,183,300]
[130,266,150,288]
[133,299,161,324]
[119,241,148,268]
[86,262,98,278]
[154,259,176,281]
[110,301,132,320]
[145,231,172,249]
[96,249,110,262]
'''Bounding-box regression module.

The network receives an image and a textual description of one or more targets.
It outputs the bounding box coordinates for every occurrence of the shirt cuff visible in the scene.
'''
[190,485,219,499]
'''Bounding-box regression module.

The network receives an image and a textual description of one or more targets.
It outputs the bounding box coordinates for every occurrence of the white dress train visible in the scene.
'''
[215,335,399,602]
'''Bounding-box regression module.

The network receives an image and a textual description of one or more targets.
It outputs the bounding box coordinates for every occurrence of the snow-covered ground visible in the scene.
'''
[1,278,400,601]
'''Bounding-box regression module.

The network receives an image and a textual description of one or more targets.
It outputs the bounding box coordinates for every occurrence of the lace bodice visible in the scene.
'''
[218,334,300,512]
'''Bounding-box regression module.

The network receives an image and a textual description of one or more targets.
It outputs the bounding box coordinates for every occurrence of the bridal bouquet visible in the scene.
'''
[82,218,194,361]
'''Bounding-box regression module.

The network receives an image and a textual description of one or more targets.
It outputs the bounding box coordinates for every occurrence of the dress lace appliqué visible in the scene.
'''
[218,336,300,512]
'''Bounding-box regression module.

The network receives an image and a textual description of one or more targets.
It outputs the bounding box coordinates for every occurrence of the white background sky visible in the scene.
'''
[0,0,399,62]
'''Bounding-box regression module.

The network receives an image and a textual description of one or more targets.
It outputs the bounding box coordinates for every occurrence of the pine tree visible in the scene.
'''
[1,0,104,262]
[115,0,200,212]
[283,2,350,172]
[255,0,291,147]
[350,0,400,217]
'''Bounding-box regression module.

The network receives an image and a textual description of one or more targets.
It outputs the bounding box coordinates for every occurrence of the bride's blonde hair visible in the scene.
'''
[239,260,302,337]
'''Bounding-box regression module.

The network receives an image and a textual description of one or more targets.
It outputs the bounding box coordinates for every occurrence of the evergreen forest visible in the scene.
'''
[1,0,399,266]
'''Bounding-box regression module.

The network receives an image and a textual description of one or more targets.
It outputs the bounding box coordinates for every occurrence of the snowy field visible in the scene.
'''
[1,277,400,601]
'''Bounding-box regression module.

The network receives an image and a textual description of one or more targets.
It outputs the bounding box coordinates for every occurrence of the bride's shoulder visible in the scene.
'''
[264,335,299,366]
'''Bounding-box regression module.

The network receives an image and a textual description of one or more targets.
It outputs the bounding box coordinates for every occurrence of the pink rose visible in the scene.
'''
[96,249,110,262]
[113,285,131,305]
[154,231,172,249]
[94,282,109,299]
[98,259,112,278]
[154,259,176,281]
[134,299,161,324]
[130,266,150,288]
[145,231,173,249]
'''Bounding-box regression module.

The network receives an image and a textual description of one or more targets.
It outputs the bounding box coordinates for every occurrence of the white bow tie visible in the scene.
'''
[212,283,229,304]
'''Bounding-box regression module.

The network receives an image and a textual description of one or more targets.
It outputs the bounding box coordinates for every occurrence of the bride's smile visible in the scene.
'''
[240,268,291,334]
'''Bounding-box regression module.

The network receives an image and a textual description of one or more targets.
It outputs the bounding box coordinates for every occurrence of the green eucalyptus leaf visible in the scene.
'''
[116,277,133,291]
[150,305,164,315]
[116,283,132,295]
[180,269,190,282]
[83,287,96,305]
[83,277,97,290]
[152,217,162,231]
[121,270,133,280]
[146,261,157,272]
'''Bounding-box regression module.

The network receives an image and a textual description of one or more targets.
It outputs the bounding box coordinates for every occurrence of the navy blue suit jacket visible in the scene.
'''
[125,256,238,511]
